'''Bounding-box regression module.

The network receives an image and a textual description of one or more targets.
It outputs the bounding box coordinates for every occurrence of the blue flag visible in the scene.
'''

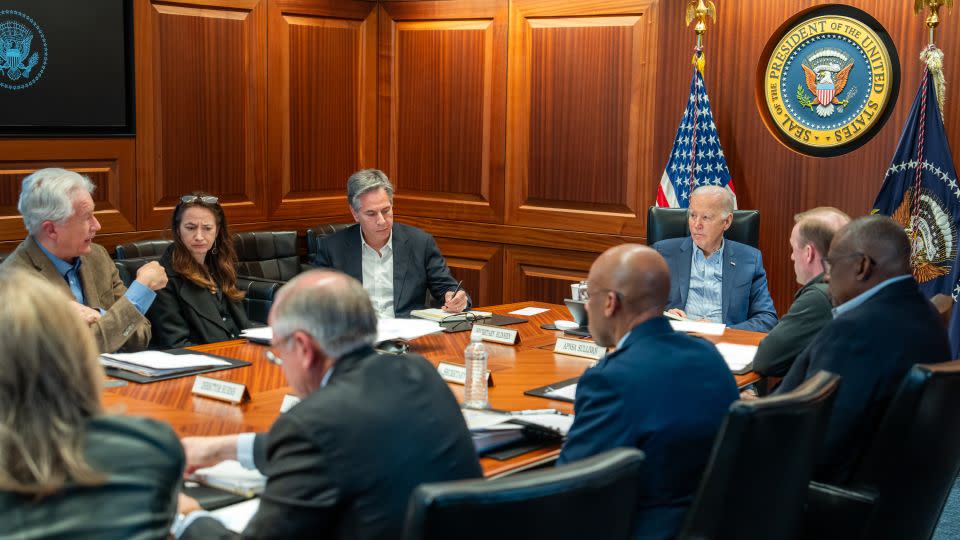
[872,69,960,354]
[657,63,735,208]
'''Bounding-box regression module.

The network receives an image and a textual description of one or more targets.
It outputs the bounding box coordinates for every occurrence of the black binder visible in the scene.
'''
[524,377,580,403]
[102,348,251,384]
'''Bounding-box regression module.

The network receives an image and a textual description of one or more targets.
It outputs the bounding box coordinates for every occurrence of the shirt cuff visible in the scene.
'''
[171,510,214,539]
[124,281,157,315]
[236,432,259,471]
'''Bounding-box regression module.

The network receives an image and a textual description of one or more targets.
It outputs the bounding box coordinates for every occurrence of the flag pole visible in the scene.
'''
[685,1,716,195]
[914,0,952,46]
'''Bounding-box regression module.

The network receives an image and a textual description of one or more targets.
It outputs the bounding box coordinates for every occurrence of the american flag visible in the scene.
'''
[657,64,736,208]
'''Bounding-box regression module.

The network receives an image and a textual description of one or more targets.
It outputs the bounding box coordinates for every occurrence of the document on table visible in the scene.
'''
[714,343,758,373]
[240,327,272,344]
[669,320,726,336]
[241,319,444,345]
[410,309,493,322]
[99,351,230,377]
[462,408,516,431]
[509,306,550,316]
[192,460,266,497]
[514,413,575,436]
[210,498,260,533]
[544,383,578,401]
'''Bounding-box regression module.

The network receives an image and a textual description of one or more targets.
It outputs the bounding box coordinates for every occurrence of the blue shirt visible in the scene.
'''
[36,240,156,315]
[684,239,724,322]
[831,274,913,319]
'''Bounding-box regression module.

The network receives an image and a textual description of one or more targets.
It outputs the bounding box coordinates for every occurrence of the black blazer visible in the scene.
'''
[0,415,184,540]
[776,277,951,481]
[147,247,250,348]
[182,346,483,540]
[312,222,469,316]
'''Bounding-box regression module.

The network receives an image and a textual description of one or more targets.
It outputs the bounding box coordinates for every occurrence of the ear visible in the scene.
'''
[603,290,618,318]
[350,207,360,223]
[40,220,58,240]
[804,244,816,265]
[855,254,874,282]
[721,212,733,232]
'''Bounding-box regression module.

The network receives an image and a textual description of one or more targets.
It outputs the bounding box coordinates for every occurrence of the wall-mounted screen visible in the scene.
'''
[0,0,134,136]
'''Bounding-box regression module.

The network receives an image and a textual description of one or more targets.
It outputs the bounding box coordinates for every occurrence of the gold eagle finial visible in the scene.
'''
[914,0,953,30]
[686,0,717,36]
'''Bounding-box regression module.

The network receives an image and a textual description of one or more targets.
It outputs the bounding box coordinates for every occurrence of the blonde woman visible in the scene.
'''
[0,269,183,539]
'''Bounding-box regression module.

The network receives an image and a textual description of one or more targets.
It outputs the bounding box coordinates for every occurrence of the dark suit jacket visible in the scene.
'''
[558,317,739,540]
[0,415,183,540]
[775,277,951,482]
[147,247,250,348]
[182,346,482,540]
[752,273,832,378]
[653,237,778,331]
[312,223,468,316]
[0,235,151,352]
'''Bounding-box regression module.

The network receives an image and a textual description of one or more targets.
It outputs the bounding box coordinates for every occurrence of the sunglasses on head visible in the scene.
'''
[180,195,219,205]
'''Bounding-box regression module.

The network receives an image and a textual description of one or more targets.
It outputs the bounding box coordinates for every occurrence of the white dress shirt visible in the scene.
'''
[360,231,395,318]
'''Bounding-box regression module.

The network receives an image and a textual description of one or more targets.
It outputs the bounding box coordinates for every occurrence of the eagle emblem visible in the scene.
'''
[796,48,856,118]
[0,20,38,82]
[891,187,957,283]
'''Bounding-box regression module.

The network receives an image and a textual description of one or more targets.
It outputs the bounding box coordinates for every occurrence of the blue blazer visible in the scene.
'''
[313,222,469,316]
[558,317,739,540]
[653,237,778,332]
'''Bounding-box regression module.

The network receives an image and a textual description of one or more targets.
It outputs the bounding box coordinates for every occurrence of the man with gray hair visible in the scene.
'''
[313,168,469,317]
[653,185,777,331]
[0,167,166,352]
[174,270,482,539]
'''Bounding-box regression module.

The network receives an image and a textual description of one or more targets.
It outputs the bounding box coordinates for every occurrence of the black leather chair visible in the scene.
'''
[0,252,8,265]
[306,223,352,267]
[113,256,160,288]
[115,239,173,259]
[233,231,300,282]
[402,447,644,540]
[646,206,761,248]
[801,361,960,540]
[677,370,841,540]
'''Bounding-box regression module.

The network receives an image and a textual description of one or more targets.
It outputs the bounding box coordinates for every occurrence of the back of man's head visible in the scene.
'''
[272,270,378,359]
[18,168,95,236]
[588,244,670,345]
[794,206,851,258]
[834,215,912,280]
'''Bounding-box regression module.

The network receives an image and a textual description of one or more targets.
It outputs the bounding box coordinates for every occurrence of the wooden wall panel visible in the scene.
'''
[136,0,267,230]
[0,140,136,242]
[506,0,655,235]
[379,0,507,223]
[435,237,504,307]
[267,0,377,220]
[504,245,596,305]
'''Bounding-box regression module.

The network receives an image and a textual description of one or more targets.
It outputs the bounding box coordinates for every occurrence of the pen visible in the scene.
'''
[445,280,464,310]
[509,409,559,416]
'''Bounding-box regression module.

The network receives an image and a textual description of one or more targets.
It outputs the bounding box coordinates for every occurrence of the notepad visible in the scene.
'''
[410,309,493,322]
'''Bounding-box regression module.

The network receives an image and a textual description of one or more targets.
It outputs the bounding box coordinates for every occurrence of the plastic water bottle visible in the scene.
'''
[464,335,489,408]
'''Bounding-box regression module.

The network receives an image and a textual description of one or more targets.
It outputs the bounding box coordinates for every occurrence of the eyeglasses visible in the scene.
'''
[440,312,481,333]
[581,288,623,302]
[264,333,294,366]
[180,195,219,205]
[822,251,867,274]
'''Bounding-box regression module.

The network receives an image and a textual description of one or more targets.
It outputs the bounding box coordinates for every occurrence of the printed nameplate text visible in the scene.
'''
[437,361,493,386]
[192,376,249,404]
[554,337,606,360]
[470,324,519,345]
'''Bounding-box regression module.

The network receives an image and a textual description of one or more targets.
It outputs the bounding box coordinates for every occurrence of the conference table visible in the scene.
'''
[103,301,764,478]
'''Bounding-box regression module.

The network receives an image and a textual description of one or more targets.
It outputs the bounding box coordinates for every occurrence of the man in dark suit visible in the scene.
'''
[653,185,777,331]
[558,244,739,540]
[313,169,469,317]
[0,167,167,352]
[752,207,850,381]
[174,270,482,539]
[775,215,951,482]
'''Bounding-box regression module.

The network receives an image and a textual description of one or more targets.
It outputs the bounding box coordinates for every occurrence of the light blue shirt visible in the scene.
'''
[831,274,913,318]
[36,240,155,315]
[684,240,724,322]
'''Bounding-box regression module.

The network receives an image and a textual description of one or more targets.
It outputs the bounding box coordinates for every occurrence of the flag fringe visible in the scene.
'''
[921,45,947,122]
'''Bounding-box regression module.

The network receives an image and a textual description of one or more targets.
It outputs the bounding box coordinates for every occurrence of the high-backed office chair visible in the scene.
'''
[402,448,644,540]
[114,239,173,259]
[306,223,352,267]
[801,361,960,540]
[646,206,761,248]
[677,370,841,540]
[233,231,300,282]
[113,256,161,288]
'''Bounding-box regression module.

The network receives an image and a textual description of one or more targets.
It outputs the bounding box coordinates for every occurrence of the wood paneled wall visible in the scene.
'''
[1,0,958,314]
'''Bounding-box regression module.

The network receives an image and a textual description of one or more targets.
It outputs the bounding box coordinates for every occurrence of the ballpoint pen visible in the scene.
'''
[445,280,464,311]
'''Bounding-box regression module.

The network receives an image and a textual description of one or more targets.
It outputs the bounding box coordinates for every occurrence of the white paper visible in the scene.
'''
[669,320,726,336]
[516,413,575,435]
[509,306,550,316]
[376,318,444,342]
[192,460,266,496]
[545,383,578,401]
[461,408,514,431]
[100,351,230,369]
[240,327,272,342]
[714,343,758,371]
[210,498,260,533]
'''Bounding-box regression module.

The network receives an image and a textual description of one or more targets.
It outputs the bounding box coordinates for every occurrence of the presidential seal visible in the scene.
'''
[0,9,47,91]
[759,6,899,156]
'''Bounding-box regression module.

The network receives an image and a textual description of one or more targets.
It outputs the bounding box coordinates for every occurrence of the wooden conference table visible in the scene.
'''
[103,302,764,478]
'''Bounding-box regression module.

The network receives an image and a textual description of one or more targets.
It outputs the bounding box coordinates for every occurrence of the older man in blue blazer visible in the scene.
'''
[653,186,777,332]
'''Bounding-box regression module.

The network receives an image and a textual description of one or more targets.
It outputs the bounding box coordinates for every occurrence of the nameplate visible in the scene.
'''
[470,324,519,345]
[280,394,301,413]
[437,361,493,387]
[191,376,249,404]
[554,337,606,360]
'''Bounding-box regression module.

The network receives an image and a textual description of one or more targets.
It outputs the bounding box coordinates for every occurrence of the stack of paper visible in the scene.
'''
[669,320,726,336]
[192,460,266,497]
[242,320,444,346]
[99,351,230,378]
[714,343,758,372]
[410,308,493,322]
[513,413,575,436]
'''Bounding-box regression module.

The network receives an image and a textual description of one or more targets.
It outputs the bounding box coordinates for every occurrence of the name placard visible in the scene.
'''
[437,361,493,386]
[280,394,301,413]
[471,324,519,345]
[192,376,249,404]
[554,337,606,360]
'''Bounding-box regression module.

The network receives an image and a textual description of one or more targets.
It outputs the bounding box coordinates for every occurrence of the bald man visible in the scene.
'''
[775,216,950,482]
[753,207,851,381]
[175,270,481,540]
[558,244,738,540]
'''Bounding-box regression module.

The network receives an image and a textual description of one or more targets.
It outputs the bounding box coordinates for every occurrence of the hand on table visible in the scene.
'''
[181,435,239,476]
[178,493,203,515]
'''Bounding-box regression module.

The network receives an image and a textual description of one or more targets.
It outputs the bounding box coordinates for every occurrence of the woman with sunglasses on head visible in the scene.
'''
[147,192,250,348]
